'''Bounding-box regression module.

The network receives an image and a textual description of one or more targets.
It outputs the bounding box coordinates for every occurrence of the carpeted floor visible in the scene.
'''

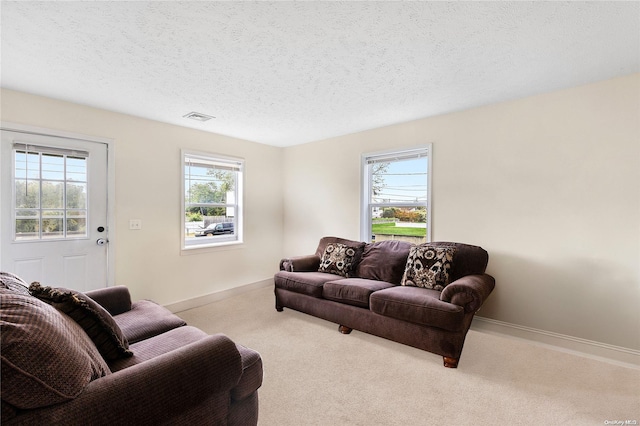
[177,285,639,425]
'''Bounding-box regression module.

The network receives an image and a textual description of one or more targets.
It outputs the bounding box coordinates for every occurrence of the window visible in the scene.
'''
[361,145,431,244]
[13,143,88,241]
[182,151,243,249]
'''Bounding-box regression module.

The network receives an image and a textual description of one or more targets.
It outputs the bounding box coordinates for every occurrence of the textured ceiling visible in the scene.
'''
[1,1,639,147]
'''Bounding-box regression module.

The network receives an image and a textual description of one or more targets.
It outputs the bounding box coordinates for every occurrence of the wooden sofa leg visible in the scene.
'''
[276,306,283,312]
[338,325,352,334]
[443,357,459,368]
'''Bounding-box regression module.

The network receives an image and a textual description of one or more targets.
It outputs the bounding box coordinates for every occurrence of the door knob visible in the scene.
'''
[96,238,108,246]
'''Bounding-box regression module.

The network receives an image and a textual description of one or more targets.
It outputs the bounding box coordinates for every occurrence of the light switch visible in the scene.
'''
[129,219,142,230]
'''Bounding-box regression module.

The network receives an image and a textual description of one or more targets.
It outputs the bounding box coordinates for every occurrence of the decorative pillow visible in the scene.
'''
[401,245,456,291]
[29,283,133,360]
[0,289,110,409]
[319,243,358,277]
[0,272,30,295]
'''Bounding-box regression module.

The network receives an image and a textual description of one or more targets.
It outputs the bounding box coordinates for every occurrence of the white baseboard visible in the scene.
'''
[472,316,640,370]
[165,278,273,313]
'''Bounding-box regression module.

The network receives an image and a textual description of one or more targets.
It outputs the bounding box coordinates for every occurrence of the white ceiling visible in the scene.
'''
[1,1,639,147]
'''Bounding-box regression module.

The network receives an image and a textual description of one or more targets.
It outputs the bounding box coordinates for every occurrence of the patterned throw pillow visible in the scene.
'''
[29,283,133,360]
[401,245,456,291]
[319,243,358,277]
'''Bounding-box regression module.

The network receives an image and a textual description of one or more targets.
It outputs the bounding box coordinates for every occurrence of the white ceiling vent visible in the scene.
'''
[183,111,215,122]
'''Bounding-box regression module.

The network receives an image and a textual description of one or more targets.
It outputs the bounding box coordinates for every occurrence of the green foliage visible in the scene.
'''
[382,207,398,218]
[15,180,86,209]
[188,182,222,204]
[186,169,235,211]
[14,180,87,236]
[186,212,202,222]
[186,206,227,216]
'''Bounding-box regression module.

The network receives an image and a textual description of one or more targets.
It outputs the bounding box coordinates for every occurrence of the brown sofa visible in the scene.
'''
[274,237,495,368]
[1,272,262,425]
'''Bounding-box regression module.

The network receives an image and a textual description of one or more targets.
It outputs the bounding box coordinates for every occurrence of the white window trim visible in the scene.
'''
[180,149,244,253]
[360,144,432,243]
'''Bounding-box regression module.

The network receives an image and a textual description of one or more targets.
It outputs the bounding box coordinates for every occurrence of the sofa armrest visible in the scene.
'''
[13,334,243,425]
[84,286,132,316]
[440,274,495,313]
[279,255,320,272]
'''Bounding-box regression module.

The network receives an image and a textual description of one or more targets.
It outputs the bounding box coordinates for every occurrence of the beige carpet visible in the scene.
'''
[177,286,639,425]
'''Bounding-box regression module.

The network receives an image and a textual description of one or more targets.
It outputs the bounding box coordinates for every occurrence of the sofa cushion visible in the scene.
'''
[0,272,30,295]
[29,283,132,360]
[112,300,187,344]
[401,244,456,290]
[108,326,208,372]
[0,289,110,409]
[274,270,340,298]
[319,242,361,277]
[370,286,465,332]
[322,278,395,308]
[356,240,412,284]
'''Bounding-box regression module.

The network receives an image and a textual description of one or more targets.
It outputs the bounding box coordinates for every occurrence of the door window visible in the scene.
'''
[13,143,88,241]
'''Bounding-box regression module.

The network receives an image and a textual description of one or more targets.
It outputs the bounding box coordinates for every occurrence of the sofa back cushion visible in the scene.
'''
[428,242,489,282]
[356,240,412,285]
[0,289,110,409]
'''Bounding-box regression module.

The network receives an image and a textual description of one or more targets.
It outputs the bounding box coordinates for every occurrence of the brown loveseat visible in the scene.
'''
[274,237,495,368]
[1,272,262,425]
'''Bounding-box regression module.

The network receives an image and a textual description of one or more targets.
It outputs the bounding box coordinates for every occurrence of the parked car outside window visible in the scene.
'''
[196,222,234,237]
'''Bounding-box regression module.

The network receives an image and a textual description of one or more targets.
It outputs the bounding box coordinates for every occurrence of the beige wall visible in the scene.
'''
[282,73,640,351]
[1,89,284,305]
[2,73,638,352]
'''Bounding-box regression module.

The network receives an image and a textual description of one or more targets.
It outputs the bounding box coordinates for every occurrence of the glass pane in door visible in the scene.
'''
[13,149,88,240]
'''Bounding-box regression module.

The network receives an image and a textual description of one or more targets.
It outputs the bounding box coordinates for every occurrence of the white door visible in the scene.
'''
[1,130,110,291]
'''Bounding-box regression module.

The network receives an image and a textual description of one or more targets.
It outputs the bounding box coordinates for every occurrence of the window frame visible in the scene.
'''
[360,144,432,243]
[181,149,244,252]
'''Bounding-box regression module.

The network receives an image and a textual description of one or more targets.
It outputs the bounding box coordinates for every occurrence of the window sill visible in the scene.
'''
[180,240,244,256]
